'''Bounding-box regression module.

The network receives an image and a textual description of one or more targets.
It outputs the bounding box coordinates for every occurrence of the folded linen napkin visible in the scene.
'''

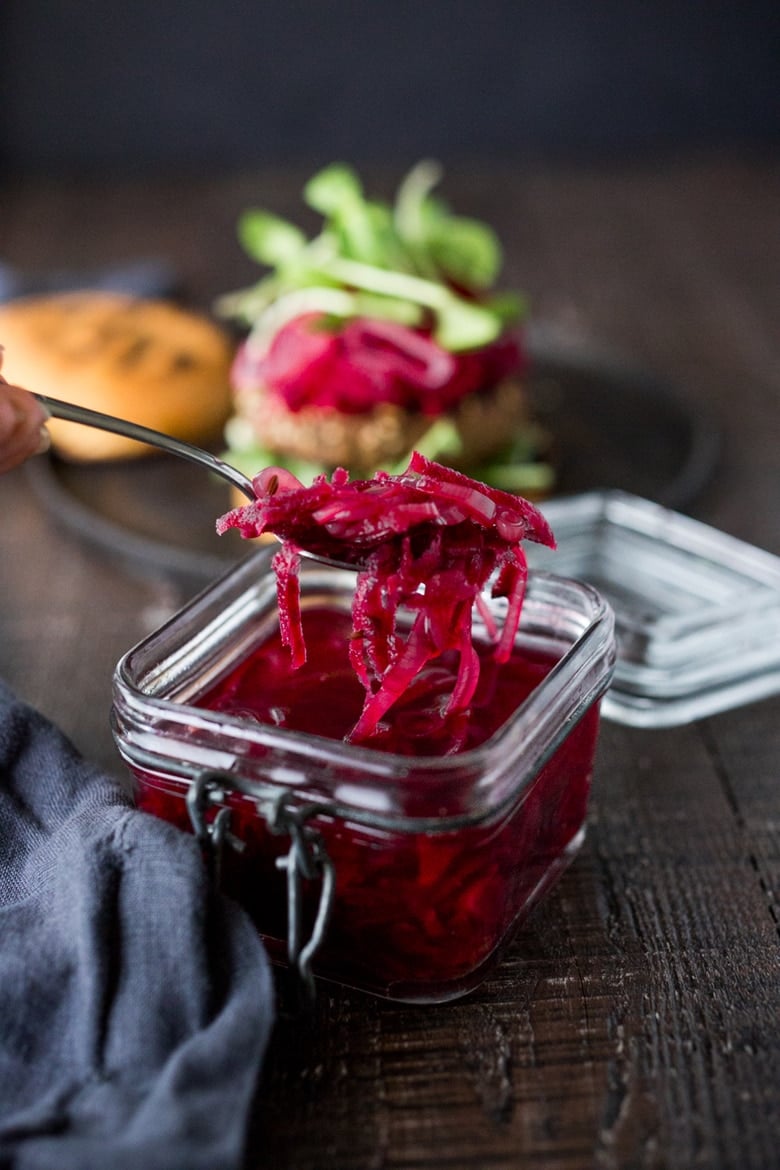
[0,678,274,1170]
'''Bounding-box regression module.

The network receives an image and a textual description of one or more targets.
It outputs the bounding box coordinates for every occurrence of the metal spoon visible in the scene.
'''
[33,393,357,571]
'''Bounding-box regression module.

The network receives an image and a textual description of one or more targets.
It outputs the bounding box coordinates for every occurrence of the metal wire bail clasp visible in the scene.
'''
[186,770,336,1003]
[261,790,336,1004]
[186,769,245,888]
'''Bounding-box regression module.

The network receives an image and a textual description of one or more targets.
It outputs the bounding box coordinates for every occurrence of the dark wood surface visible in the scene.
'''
[1,155,779,1169]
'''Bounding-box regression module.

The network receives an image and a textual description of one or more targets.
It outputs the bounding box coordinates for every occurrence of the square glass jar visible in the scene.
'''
[112,550,615,1002]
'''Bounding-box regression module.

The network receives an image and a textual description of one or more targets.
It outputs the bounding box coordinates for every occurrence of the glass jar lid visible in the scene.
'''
[525,491,780,727]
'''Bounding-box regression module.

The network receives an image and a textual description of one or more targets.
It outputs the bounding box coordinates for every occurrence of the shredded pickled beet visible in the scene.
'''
[231,313,524,414]
[216,454,554,743]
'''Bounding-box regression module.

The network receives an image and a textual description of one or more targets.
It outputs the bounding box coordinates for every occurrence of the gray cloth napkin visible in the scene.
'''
[0,678,274,1170]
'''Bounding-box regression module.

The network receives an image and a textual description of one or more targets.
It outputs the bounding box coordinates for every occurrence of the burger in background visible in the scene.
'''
[216,162,552,497]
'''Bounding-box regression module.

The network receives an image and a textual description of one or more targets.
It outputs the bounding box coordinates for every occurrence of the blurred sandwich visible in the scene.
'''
[216,161,552,495]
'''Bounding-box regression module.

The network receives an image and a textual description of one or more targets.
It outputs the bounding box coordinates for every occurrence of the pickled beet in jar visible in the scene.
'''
[112,551,615,1002]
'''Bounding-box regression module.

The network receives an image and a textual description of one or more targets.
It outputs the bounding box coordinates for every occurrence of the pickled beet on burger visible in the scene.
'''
[216,162,552,495]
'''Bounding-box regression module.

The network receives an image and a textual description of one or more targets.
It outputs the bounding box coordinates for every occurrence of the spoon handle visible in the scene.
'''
[33,393,255,500]
[33,393,360,573]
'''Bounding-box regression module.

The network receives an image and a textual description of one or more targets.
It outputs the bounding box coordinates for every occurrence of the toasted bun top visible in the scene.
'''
[0,291,235,461]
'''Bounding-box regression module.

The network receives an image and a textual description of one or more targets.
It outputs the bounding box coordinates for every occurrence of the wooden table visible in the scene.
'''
[1,155,779,1169]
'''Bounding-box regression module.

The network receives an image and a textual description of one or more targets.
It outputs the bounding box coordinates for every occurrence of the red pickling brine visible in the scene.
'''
[196,606,556,756]
[216,454,555,744]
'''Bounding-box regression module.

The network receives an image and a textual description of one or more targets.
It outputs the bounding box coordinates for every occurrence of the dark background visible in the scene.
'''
[2,0,779,176]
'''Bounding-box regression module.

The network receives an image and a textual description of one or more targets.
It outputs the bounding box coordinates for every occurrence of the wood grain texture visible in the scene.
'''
[1,154,778,1169]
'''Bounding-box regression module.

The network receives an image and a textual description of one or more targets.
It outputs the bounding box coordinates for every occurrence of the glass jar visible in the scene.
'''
[112,550,615,1002]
